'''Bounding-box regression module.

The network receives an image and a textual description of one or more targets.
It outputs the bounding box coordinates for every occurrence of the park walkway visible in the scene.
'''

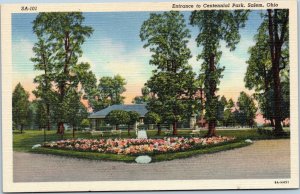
[13,139,290,182]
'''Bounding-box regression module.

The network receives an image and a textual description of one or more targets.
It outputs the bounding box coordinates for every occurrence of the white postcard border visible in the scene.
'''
[1,1,299,192]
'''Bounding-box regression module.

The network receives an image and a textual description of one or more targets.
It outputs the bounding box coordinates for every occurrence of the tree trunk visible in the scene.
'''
[270,119,275,127]
[43,127,46,142]
[72,125,75,138]
[116,124,119,130]
[127,125,130,136]
[267,9,285,135]
[21,124,23,134]
[272,63,284,134]
[206,54,217,137]
[172,121,177,135]
[157,124,161,135]
[206,120,217,137]
[46,104,51,131]
[57,122,65,134]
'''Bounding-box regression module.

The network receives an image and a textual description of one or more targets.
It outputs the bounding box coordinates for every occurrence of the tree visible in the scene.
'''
[190,10,249,136]
[105,110,130,130]
[31,36,54,131]
[34,100,48,130]
[144,112,162,135]
[223,99,235,127]
[32,12,96,135]
[236,92,257,127]
[88,75,126,111]
[80,119,90,130]
[132,87,150,104]
[266,9,289,134]
[244,22,274,125]
[216,96,227,125]
[127,111,140,135]
[12,83,30,133]
[64,90,89,138]
[245,10,289,134]
[140,11,198,135]
[233,109,247,127]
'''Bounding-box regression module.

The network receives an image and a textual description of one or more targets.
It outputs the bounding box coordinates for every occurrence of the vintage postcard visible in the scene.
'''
[1,0,299,192]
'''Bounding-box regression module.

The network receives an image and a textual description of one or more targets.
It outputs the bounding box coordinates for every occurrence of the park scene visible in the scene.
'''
[12,10,290,182]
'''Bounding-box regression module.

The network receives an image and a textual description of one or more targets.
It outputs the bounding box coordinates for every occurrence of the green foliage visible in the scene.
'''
[216,95,227,122]
[105,110,130,129]
[32,12,96,134]
[140,11,192,70]
[132,87,150,104]
[140,11,198,134]
[190,10,249,135]
[34,100,48,129]
[88,75,126,111]
[127,111,140,125]
[144,112,161,124]
[64,91,89,129]
[245,11,289,125]
[236,92,258,127]
[12,83,30,132]
[80,119,90,129]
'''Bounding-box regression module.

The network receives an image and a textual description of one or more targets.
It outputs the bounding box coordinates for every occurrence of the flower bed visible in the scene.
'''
[42,136,235,155]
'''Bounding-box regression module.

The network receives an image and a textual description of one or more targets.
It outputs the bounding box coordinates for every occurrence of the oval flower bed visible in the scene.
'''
[42,136,235,156]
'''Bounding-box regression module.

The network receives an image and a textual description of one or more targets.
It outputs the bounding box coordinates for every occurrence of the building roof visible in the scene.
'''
[88,104,148,119]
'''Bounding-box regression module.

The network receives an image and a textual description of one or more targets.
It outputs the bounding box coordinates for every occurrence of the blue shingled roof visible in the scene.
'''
[89,104,148,119]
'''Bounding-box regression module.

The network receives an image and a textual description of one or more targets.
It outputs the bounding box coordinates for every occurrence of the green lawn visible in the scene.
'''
[13,128,289,162]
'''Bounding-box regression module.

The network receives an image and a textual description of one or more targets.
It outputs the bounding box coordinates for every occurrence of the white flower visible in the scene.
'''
[135,155,152,164]
[245,139,253,143]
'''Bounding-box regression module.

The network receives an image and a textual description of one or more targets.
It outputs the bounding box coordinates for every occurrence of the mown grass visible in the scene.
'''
[13,128,289,162]
[31,147,136,162]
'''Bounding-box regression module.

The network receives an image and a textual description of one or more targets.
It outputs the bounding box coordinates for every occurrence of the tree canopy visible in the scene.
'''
[88,75,126,112]
[32,12,96,134]
[12,83,30,133]
[190,10,249,136]
[244,9,289,133]
[140,11,198,135]
[105,110,130,130]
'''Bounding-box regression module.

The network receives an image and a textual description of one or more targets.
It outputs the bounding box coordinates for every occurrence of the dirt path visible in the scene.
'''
[13,139,290,182]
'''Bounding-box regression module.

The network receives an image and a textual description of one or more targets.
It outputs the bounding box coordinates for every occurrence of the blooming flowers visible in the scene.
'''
[43,136,235,155]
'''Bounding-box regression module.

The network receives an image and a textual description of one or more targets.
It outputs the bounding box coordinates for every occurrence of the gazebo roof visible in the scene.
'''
[88,104,148,119]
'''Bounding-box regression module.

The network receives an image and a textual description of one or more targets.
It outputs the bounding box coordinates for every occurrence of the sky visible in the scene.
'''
[12,10,264,104]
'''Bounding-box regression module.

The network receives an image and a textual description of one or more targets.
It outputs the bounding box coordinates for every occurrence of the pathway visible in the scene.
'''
[13,139,290,182]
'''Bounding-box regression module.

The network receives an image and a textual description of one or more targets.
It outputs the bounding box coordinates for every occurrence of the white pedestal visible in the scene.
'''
[137,130,147,139]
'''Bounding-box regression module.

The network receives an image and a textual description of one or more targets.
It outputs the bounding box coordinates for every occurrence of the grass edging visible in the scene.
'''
[30,140,251,163]
[30,148,136,162]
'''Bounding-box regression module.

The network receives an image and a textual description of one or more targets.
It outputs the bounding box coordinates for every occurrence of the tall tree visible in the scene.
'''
[12,83,30,133]
[259,10,288,134]
[31,36,54,131]
[223,98,235,127]
[34,100,48,130]
[244,21,274,125]
[190,10,249,136]
[237,92,258,127]
[32,12,96,134]
[140,11,198,135]
[245,10,289,132]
